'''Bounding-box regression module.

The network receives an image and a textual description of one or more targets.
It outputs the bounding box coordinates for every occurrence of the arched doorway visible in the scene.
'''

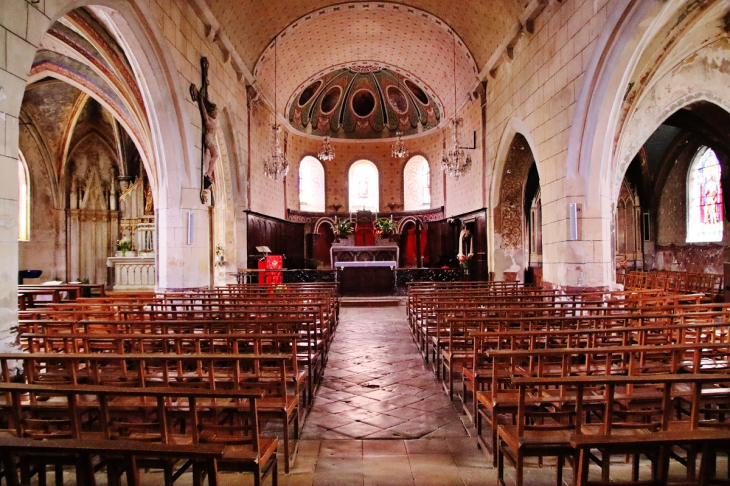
[493,133,540,282]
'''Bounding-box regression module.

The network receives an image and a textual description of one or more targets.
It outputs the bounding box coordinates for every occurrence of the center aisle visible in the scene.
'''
[278,304,496,486]
[304,304,472,440]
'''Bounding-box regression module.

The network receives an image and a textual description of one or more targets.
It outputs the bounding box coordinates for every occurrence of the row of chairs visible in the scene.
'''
[406,281,730,486]
[8,281,339,485]
[618,270,723,299]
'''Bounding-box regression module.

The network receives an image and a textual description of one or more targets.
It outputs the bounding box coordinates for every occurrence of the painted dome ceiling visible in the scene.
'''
[288,67,441,140]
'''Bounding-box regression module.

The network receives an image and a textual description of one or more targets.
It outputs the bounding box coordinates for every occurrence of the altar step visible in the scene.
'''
[339,296,404,307]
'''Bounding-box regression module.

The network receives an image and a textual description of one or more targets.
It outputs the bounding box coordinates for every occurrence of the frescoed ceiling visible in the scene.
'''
[203,1,523,136]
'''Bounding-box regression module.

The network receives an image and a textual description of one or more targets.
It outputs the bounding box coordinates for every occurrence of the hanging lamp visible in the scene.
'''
[441,34,471,179]
[263,36,289,180]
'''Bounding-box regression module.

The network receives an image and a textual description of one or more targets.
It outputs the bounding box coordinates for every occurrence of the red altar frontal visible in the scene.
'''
[257,255,283,284]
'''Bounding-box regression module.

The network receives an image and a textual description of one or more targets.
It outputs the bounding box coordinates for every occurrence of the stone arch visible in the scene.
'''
[27,1,203,289]
[489,118,540,213]
[396,216,420,235]
[313,217,337,235]
[26,66,151,187]
[492,133,538,282]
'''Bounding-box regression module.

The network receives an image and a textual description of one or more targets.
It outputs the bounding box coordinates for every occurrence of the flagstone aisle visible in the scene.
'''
[302,305,474,440]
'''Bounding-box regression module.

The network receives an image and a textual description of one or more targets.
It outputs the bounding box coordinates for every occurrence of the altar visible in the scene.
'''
[330,245,399,266]
[335,261,396,296]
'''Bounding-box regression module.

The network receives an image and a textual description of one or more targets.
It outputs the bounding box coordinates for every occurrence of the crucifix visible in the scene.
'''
[190,57,218,205]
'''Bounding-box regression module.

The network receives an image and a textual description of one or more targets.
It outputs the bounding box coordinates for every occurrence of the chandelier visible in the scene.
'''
[391,131,409,159]
[318,135,335,161]
[441,118,471,178]
[441,34,472,179]
[263,36,289,180]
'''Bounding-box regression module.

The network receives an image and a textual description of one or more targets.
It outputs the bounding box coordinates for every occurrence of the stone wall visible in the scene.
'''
[484,0,614,286]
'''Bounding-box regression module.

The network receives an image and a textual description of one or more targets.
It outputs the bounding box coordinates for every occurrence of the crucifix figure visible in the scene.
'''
[190,57,219,204]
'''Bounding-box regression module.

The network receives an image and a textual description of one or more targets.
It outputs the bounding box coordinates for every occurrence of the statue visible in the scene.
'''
[190,57,219,204]
[144,183,154,215]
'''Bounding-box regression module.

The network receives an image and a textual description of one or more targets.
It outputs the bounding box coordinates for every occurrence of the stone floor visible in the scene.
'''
[301,305,474,440]
[51,304,728,485]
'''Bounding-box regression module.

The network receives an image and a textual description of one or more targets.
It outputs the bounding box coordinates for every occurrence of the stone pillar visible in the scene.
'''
[0,1,51,351]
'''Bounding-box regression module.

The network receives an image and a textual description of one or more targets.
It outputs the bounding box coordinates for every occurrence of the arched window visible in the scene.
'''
[298,156,325,212]
[18,151,30,241]
[403,155,431,210]
[687,147,723,243]
[349,160,379,212]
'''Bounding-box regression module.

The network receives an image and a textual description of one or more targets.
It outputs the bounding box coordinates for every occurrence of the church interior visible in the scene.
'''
[1,0,730,484]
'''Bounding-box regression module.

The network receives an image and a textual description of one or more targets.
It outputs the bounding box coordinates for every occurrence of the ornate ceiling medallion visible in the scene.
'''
[289,67,440,140]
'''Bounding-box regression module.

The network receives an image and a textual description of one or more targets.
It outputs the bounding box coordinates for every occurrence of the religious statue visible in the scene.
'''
[190,57,219,204]
[144,183,154,215]
[458,227,473,259]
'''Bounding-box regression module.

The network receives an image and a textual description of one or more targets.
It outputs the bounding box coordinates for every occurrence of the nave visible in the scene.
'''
[8,281,730,486]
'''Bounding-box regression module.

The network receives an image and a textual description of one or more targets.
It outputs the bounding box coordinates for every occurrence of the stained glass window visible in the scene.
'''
[349,160,378,212]
[404,156,431,210]
[687,147,723,243]
[298,156,325,212]
[18,151,30,241]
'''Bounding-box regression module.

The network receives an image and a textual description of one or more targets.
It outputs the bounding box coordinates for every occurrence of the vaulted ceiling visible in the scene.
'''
[203,1,524,128]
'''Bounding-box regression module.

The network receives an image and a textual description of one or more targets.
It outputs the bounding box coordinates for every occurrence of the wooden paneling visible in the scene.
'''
[246,212,305,269]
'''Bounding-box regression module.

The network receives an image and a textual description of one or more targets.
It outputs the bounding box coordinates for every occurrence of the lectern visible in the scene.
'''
[258,254,283,284]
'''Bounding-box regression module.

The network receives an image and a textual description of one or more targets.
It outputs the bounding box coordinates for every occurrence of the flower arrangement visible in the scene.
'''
[616,259,628,270]
[374,218,396,237]
[334,219,353,238]
[117,236,132,256]
[215,244,225,256]
[458,254,472,269]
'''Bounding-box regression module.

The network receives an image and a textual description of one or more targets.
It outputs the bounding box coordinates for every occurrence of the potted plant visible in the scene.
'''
[117,236,133,257]
[215,244,225,263]
[374,218,396,237]
[334,220,353,239]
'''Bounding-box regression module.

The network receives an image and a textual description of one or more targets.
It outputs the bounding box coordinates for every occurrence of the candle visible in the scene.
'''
[335,215,338,223]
